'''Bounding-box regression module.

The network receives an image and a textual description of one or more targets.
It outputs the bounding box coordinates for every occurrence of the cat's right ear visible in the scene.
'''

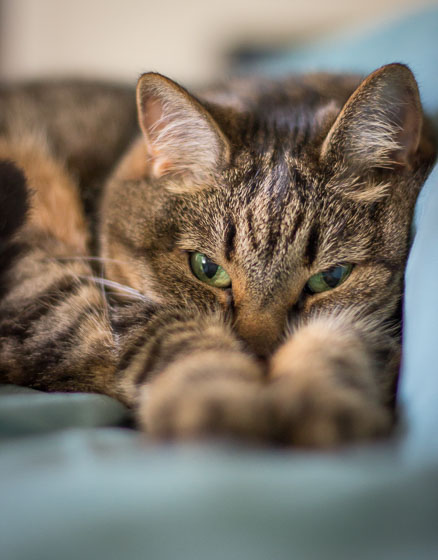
[136,73,230,183]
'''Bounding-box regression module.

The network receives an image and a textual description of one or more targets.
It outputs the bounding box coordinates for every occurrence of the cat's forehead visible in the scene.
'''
[176,124,380,297]
[218,155,374,283]
[226,147,323,223]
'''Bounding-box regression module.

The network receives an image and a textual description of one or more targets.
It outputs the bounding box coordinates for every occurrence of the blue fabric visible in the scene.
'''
[401,163,438,462]
[245,6,438,115]
[1,429,438,560]
[1,7,438,559]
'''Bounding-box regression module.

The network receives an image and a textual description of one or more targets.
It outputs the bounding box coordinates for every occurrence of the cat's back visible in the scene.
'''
[0,80,139,187]
[0,73,362,168]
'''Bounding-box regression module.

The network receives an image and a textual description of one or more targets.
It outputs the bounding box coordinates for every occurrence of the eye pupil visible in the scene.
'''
[305,263,353,294]
[322,266,344,288]
[189,252,231,289]
[200,255,219,279]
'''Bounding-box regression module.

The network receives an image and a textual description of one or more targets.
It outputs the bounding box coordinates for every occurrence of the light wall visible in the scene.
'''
[0,0,434,86]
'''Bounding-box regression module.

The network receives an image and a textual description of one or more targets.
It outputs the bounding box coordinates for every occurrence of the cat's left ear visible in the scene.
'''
[136,72,230,182]
[321,63,423,170]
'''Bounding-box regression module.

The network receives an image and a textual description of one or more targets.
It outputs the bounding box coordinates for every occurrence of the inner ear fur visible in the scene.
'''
[321,63,424,171]
[136,72,230,182]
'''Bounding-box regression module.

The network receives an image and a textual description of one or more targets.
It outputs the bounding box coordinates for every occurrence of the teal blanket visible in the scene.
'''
[1,7,438,559]
[1,385,438,560]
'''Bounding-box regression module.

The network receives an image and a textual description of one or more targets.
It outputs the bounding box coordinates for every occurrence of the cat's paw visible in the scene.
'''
[265,325,392,447]
[265,376,391,447]
[137,351,267,441]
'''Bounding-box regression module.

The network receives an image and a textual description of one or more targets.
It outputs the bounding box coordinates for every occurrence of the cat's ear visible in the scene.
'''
[136,72,230,181]
[321,64,423,170]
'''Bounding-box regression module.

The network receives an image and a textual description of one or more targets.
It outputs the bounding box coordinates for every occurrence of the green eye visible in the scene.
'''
[189,252,231,289]
[305,263,353,294]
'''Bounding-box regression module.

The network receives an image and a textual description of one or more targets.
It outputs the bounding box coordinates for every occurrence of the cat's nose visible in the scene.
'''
[233,307,285,357]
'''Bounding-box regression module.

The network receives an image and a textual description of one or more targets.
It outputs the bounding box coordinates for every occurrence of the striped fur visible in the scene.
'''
[0,64,436,446]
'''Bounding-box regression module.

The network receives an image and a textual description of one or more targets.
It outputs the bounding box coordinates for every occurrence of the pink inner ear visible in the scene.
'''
[136,73,230,182]
[139,96,172,177]
[141,97,164,137]
[140,96,165,146]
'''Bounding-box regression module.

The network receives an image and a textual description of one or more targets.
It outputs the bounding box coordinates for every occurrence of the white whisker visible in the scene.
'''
[78,275,150,302]
[105,291,146,301]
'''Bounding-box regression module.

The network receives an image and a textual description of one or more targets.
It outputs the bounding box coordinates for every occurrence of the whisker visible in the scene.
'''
[97,263,110,313]
[78,275,150,302]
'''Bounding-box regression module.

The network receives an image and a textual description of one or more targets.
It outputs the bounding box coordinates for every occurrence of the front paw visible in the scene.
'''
[137,351,266,441]
[265,377,391,447]
[265,326,392,447]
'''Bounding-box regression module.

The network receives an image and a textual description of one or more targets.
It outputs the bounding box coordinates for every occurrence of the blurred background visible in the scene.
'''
[0,0,435,87]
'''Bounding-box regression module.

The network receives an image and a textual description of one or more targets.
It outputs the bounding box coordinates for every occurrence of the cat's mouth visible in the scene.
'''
[255,355,269,374]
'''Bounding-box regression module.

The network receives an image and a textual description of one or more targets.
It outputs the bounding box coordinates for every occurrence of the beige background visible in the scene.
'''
[0,0,435,86]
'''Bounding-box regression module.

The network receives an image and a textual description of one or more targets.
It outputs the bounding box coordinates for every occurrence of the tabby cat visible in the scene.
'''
[0,63,435,446]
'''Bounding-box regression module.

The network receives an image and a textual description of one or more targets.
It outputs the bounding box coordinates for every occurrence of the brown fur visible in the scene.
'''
[0,134,88,253]
[0,64,436,446]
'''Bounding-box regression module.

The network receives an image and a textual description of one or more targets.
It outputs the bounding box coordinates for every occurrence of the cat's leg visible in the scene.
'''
[264,314,396,447]
[0,142,120,396]
[116,306,266,440]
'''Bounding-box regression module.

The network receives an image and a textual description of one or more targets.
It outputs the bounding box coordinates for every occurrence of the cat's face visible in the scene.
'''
[101,64,435,356]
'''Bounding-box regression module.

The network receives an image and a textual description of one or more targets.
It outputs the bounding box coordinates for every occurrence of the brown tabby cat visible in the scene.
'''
[0,63,435,446]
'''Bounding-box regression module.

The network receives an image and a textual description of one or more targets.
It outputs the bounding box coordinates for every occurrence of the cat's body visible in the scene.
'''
[0,64,435,446]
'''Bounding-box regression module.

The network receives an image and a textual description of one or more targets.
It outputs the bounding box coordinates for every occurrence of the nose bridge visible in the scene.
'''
[233,298,288,357]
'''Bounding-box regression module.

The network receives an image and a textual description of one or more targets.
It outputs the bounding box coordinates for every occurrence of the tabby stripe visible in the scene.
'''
[287,210,304,247]
[117,330,150,372]
[304,222,320,266]
[224,218,236,261]
[290,166,308,205]
[0,315,28,339]
[134,321,203,386]
[264,209,280,254]
[111,301,157,334]
[246,208,258,251]
[21,304,100,386]
[242,161,262,205]
[134,333,163,386]
[0,277,84,342]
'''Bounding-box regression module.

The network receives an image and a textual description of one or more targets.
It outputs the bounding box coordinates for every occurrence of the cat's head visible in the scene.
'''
[101,63,436,356]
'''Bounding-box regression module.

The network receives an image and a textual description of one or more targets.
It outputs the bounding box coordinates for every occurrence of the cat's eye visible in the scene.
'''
[305,263,353,294]
[189,252,231,289]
